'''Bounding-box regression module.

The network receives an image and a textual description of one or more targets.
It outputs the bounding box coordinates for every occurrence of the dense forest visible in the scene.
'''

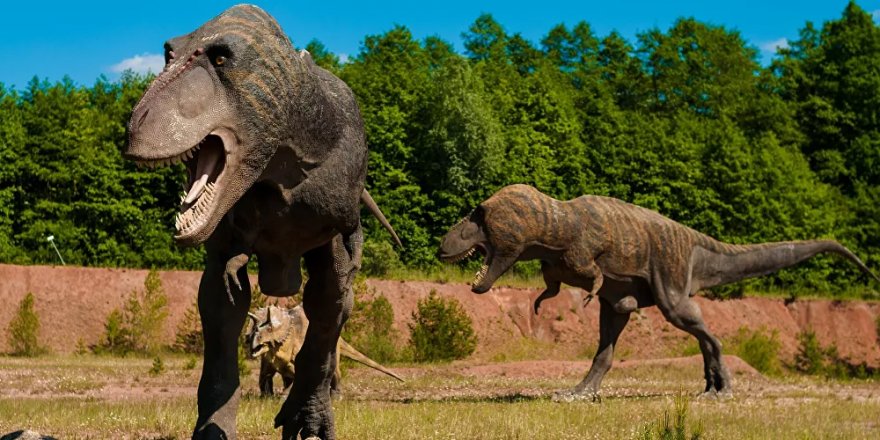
[1,2,878,296]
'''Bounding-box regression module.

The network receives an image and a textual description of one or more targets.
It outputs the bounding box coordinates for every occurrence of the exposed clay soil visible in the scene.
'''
[1,264,879,367]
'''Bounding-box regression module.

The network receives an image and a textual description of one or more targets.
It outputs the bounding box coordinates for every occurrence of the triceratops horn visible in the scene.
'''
[247,312,259,323]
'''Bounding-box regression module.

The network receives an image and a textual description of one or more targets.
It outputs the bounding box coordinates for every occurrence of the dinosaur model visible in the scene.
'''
[123,5,399,439]
[439,184,879,400]
[245,305,403,397]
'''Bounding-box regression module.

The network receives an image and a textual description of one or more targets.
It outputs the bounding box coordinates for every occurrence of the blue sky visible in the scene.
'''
[1,1,878,90]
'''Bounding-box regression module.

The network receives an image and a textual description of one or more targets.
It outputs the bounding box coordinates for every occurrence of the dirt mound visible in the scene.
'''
[1,264,878,367]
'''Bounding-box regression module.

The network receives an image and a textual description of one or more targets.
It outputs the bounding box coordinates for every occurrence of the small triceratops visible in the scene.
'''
[245,305,403,396]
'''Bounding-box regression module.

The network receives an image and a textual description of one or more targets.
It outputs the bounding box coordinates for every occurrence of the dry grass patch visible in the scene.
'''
[0,355,878,439]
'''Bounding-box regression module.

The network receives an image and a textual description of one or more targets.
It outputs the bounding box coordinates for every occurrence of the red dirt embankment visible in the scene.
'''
[1,264,878,366]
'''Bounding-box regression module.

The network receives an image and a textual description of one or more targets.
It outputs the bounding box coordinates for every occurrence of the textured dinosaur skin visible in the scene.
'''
[439,184,879,399]
[245,305,403,397]
[123,5,398,439]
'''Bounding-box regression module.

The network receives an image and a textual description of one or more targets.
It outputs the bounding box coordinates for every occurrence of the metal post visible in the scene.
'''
[46,235,65,265]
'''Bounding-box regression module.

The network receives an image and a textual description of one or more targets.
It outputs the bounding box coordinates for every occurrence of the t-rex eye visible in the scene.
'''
[214,55,226,66]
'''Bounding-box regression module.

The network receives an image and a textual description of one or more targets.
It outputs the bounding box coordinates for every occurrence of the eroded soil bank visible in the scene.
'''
[1,264,878,366]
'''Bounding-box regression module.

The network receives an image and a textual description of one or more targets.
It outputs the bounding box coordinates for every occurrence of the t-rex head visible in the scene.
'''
[439,185,539,293]
[124,5,304,246]
[245,305,291,359]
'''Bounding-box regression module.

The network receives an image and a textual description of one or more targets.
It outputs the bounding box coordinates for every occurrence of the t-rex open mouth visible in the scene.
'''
[176,134,226,235]
[439,244,491,288]
[132,128,231,239]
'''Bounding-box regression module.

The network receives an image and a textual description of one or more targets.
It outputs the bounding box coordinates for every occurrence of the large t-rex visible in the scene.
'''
[245,305,403,397]
[439,184,879,400]
[123,5,398,439]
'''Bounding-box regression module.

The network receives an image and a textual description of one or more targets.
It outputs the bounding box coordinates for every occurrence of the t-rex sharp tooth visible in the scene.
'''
[184,173,210,204]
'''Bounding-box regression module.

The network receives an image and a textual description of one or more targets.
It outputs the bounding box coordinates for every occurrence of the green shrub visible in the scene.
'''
[342,277,400,363]
[732,327,781,376]
[876,315,880,342]
[641,393,704,440]
[128,270,170,354]
[94,270,168,355]
[361,239,402,277]
[97,309,128,355]
[6,292,46,356]
[679,340,701,357]
[249,284,268,311]
[793,329,859,378]
[173,299,203,354]
[408,290,477,362]
[238,345,251,378]
[74,338,89,355]
[149,356,165,376]
[794,329,828,375]
[183,356,198,370]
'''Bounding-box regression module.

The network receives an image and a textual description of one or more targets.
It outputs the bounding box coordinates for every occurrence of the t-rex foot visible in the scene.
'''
[329,387,343,401]
[275,395,335,440]
[696,388,733,400]
[551,389,601,403]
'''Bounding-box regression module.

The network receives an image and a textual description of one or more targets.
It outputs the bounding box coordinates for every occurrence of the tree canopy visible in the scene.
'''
[1,1,878,296]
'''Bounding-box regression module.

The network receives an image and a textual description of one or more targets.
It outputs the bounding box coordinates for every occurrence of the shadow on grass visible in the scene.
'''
[389,389,672,404]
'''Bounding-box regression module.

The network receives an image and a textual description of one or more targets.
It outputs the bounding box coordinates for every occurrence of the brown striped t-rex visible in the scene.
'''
[123,5,399,439]
[245,305,403,397]
[439,184,879,400]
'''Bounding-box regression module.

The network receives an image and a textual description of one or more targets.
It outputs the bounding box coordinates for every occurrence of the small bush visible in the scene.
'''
[679,340,701,357]
[641,393,704,440]
[74,338,89,355]
[238,345,251,378]
[794,329,829,375]
[342,277,400,363]
[127,270,170,354]
[361,239,401,277]
[6,292,46,356]
[408,290,477,362]
[97,309,128,355]
[793,329,872,379]
[876,315,880,343]
[249,284,268,311]
[183,357,198,370]
[173,299,203,354]
[94,270,169,356]
[149,356,165,376]
[732,327,781,376]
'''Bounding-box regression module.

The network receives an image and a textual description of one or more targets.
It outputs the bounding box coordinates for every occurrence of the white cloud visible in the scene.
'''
[110,53,164,74]
[759,38,789,53]
[338,53,350,64]
[873,10,880,21]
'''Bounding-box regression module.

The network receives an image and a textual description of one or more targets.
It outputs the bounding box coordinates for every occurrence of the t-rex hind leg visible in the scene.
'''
[192,238,253,439]
[275,229,362,440]
[555,298,630,402]
[657,288,731,395]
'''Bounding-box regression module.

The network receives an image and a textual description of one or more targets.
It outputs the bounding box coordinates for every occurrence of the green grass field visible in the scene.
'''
[1,354,878,439]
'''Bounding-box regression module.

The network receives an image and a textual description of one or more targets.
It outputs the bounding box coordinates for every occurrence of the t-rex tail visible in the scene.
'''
[338,338,404,382]
[361,190,403,247]
[694,239,880,289]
